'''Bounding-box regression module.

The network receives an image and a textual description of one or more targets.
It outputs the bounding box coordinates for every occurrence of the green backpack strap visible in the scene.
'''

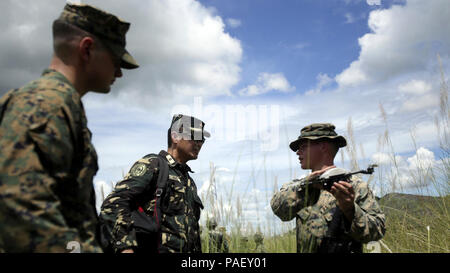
[153,153,169,229]
[99,153,170,253]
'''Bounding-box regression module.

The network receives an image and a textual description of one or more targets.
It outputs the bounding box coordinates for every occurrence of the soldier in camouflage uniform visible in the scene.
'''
[0,3,138,253]
[271,123,385,253]
[100,114,208,253]
[252,231,265,253]
[206,217,229,253]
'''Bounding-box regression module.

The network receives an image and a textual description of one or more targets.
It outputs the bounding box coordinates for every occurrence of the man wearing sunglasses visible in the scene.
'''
[100,114,209,253]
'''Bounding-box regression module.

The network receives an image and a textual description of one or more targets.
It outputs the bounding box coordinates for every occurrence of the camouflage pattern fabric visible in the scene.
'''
[271,171,385,253]
[100,150,204,253]
[0,69,101,253]
[58,3,138,69]
[208,229,229,253]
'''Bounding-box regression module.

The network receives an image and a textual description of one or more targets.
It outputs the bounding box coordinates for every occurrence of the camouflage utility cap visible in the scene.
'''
[289,123,347,152]
[171,114,211,141]
[58,3,138,69]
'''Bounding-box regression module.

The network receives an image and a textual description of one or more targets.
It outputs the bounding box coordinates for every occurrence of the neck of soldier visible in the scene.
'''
[49,55,89,97]
[311,157,335,172]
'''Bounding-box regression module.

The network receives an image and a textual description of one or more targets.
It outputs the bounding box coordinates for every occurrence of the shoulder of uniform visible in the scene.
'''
[12,76,80,115]
[142,154,164,168]
[124,154,161,179]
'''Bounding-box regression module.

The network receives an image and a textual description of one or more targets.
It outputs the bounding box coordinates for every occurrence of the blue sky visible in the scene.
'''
[199,0,373,94]
[0,0,448,234]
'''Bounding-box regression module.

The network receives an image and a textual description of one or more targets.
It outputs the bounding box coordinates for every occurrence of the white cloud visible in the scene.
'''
[371,152,392,165]
[397,79,437,112]
[343,0,382,5]
[398,79,432,95]
[370,147,439,191]
[345,13,356,24]
[367,0,381,6]
[335,0,450,88]
[306,73,334,95]
[0,0,243,107]
[407,147,436,171]
[401,95,437,112]
[226,18,242,28]
[238,72,295,96]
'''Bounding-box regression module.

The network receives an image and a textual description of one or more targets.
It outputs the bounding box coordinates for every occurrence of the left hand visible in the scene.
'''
[330,181,355,221]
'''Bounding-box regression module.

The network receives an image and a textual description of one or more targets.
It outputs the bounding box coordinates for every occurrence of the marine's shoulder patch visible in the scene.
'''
[130,163,147,177]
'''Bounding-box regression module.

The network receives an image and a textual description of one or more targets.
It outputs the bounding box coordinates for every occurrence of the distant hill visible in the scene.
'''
[377,192,449,253]
[378,193,449,218]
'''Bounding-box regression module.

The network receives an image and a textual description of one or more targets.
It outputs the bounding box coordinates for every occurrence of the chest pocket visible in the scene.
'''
[297,197,334,239]
[317,191,337,221]
[165,175,186,214]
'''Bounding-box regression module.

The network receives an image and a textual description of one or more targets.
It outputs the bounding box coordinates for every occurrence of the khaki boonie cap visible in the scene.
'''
[58,3,139,69]
[289,123,347,152]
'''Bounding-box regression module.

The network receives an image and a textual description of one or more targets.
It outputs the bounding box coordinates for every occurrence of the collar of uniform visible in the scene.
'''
[41,68,76,89]
[158,150,194,173]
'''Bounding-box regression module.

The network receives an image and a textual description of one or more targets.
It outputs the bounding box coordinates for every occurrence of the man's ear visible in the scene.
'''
[171,131,181,144]
[78,37,95,63]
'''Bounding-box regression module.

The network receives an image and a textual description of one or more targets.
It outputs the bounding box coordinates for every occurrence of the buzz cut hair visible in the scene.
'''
[52,19,105,61]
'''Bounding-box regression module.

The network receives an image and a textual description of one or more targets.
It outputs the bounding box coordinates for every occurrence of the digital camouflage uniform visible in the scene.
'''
[0,3,138,253]
[271,174,385,253]
[0,69,101,253]
[271,123,385,253]
[100,151,204,253]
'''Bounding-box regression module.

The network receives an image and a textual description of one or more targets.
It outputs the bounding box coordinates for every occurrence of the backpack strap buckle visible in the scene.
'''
[155,188,163,197]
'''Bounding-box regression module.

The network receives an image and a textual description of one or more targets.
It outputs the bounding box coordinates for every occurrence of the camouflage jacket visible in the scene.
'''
[207,229,229,253]
[100,151,204,253]
[271,170,385,253]
[0,69,101,253]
